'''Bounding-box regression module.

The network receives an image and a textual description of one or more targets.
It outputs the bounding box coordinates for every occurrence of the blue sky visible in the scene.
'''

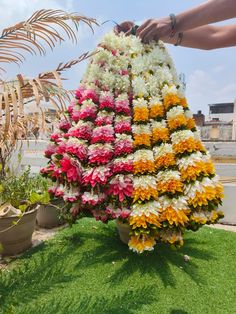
[0,0,236,116]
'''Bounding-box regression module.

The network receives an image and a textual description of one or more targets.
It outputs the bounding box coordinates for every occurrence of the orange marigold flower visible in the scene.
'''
[188,186,219,207]
[155,153,176,170]
[181,161,215,181]
[159,229,184,245]
[157,180,183,194]
[160,207,189,226]
[179,97,188,108]
[186,118,196,129]
[190,214,207,225]
[133,133,151,147]
[195,140,206,152]
[173,138,197,154]
[133,160,155,174]
[152,127,169,143]
[133,107,149,122]
[129,213,161,229]
[132,187,158,202]
[168,114,187,130]
[128,234,156,253]
[149,103,164,119]
[163,94,181,110]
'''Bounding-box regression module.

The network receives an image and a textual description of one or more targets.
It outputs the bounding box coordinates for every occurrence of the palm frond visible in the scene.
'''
[0,9,98,69]
[0,53,92,145]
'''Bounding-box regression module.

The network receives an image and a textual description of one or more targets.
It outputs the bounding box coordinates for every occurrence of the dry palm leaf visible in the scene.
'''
[0,51,95,144]
[0,9,98,70]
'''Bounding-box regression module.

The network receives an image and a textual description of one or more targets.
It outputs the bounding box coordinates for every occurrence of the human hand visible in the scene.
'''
[114,21,135,35]
[136,17,171,44]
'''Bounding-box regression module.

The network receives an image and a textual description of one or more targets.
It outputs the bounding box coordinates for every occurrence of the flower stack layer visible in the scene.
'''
[41,31,223,254]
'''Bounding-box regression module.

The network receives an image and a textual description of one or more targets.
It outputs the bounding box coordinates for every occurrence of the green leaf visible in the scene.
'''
[40,192,50,205]
[19,205,27,212]
[29,192,42,204]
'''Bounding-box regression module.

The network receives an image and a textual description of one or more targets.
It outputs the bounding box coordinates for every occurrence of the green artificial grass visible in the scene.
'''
[0,219,236,314]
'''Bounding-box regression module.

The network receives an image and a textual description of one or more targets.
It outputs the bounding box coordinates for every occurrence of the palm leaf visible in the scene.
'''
[0,52,93,145]
[0,9,98,69]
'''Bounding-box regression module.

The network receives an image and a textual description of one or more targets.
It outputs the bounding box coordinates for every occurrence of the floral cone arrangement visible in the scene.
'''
[41,31,224,254]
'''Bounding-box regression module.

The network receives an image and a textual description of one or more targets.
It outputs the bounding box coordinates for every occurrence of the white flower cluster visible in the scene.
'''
[167,106,184,120]
[133,149,154,163]
[171,130,194,144]
[130,200,161,217]
[156,170,181,183]
[153,143,173,158]
[133,175,157,190]
[158,195,188,211]
[132,124,151,135]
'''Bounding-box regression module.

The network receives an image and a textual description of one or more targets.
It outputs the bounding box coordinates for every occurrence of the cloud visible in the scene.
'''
[186,69,236,116]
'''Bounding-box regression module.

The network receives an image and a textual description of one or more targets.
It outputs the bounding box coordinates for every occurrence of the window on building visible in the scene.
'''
[209,103,234,114]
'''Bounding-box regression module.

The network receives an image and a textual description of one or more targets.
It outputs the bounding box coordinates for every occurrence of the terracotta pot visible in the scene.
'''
[0,207,38,256]
[36,199,65,228]
[116,220,131,245]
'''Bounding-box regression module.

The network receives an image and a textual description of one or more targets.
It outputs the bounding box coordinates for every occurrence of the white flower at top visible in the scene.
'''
[116,93,129,102]
[184,177,216,199]
[133,98,148,108]
[133,175,157,189]
[149,96,162,106]
[133,149,154,162]
[115,75,130,91]
[115,133,132,141]
[167,106,184,120]
[184,110,193,119]
[147,75,161,96]
[132,124,151,135]
[161,84,178,97]
[132,77,148,97]
[131,55,147,74]
[158,195,188,210]
[156,170,181,182]
[130,200,161,216]
[177,151,203,169]
[151,120,167,129]
[155,66,173,84]
[153,143,173,157]
[171,130,194,144]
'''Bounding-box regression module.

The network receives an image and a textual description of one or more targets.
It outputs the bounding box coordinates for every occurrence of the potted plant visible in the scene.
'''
[36,176,66,228]
[0,168,50,256]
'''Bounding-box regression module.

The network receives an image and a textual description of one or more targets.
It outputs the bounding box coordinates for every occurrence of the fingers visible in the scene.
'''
[142,28,159,44]
[136,19,153,35]
[114,21,134,35]
[138,23,155,43]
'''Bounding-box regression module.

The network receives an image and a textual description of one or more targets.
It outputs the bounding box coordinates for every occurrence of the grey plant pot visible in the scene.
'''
[36,199,65,228]
[0,207,38,256]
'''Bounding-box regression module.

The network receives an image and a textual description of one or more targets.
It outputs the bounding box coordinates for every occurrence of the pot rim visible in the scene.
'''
[0,205,39,219]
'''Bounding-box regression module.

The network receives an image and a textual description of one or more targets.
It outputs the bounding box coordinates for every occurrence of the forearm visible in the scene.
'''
[164,24,236,50]
[175,0,236,33]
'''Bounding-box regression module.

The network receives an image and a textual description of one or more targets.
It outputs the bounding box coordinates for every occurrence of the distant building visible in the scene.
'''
[209,102,234,122]
[193,100,236,141]
[193,110,205,127]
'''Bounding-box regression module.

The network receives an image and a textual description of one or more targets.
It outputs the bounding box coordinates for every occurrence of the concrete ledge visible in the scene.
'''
[220,183,236,225]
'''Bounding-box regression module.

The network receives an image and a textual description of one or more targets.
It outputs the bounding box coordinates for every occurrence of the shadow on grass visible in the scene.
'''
[0,221,215,313]
[76,223,215,288]
[16,285,156,314]
[0,230,84,312]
